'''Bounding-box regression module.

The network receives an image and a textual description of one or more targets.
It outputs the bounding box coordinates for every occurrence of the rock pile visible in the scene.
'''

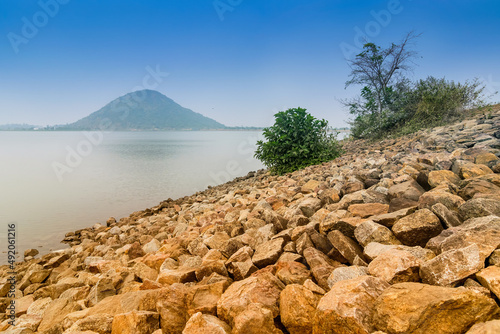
[1,109,500,333]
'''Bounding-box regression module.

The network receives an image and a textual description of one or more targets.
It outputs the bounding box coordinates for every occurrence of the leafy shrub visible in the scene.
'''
[254,108,342,174]
[348,77,485,139]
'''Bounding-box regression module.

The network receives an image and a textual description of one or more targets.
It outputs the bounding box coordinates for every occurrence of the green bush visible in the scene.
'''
[349,77,485,139]
[254,107,342,174]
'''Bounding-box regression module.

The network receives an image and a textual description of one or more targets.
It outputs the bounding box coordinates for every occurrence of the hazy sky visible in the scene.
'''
[1,0,499,128]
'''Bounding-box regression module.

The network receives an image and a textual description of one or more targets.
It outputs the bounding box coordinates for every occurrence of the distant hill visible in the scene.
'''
[58,90,226,131]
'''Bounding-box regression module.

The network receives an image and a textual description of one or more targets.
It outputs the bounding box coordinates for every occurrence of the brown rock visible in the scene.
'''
[420,244,484,286]
[354,220,401,247]
[301,180,320,193]
[368,250,421,284]
[466,320,500,334]
[418,189,465,212]
[392,209,443,247]
[476,266,500,299]
[426,215,500,261]
[185,281,225,316]
[111,310,159,334]
[347,203,389,218]
[327,230,365,265]
[459,179,500,201]
[38,298,82,332]
[460,163,494,179]
[252,238,286,268]
[298,197,323,217]
[373,282,500,334]
[276,261,311,285]
[66,314,114,333]
[280,284,321,334]
[363,242,435,262]
[388,180,425,211]
[24,249,39,258]
[459,198,500,221]
[156,285,188,334]
[326,266,368,288]
[427,170,461,188]
[303,247,342,290]
[371,206,417,228]
[475,153,499,165]
[313,276,390,334]
[182,312,231,334]
[216,272,284,326]
[431,203,462,228]
[232,303,284,334]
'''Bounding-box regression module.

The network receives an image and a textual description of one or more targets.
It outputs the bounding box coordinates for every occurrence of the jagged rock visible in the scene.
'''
[371,206,417,228]
[460,163,494,179]
[216,272,284,326]
[392,209,443,247]
[327,266,368,288]
[388,180,425,211]
[459,179,500,201]
[427,170,461,188]
[373,283,500,334]
[347,203,389,218]
[420,244,484,286]
[354,220,401,247]
[327,230,365,265]
[459,198,500,220]
[156,284,188,334]
[280,284,321,334]
[24,249,39,258]
[301,180,320,193]
[303,247,342,290]
[232,303,284,334]
[111,310,159,334]
[418,190,465,212]
[66,314,114,333]
[363,242,435,262]
[466,320,500,334]
[476,266,500,299]
[431,202,462,227]
[368,249,421,284]
[426,215,500,261]
[275,261,311,285]
[183,312,231,334]
[252,238,286,268]
[38,298,82,332]
[488,249,500,266]
[313,276,390,334]
[185,281,226,316]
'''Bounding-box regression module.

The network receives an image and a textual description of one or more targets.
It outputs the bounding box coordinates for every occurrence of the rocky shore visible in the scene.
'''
[2,108,500,334]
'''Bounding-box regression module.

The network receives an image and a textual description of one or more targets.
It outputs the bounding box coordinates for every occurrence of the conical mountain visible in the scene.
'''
[62,90,226,130]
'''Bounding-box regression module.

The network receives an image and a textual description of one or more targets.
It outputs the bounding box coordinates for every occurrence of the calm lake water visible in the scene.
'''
[0,131,263,262]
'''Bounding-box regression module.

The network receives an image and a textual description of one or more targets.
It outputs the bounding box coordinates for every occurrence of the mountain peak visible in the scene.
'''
[62,91,225,131]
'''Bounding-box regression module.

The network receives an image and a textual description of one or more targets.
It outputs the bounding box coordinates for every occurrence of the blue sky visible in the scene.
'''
[1,0,499,128]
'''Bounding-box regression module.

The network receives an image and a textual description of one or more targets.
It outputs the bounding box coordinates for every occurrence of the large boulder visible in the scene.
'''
[232,303,284,334]
[313,276,390,334]
[372,282,500,334]
[368,250,421,284]
[182,312,231,334]
[354,220,401,247]
[476,265,500,299]
[216,272,284,326]
[280,284,321,334]
[111,310,159,334]
[303,247,342,290]
[419,244,484,286]
[327,230,365,265]
[388,180,425,212]
[392,209,443,247]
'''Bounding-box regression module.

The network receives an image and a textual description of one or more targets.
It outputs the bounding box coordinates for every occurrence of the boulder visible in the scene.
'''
[363,242,435,262]
[232,303,284,334]
[303,247,342,290]
[459,198,500,221]
[38,298,82,332]
[326,266,368,288]
[347,203,389,218]
[371,206,417,228]
[185,281,226,316]
[431,203,462,228]
[476,266,500,299]
[156,284,188,334]
[418,190,465,212]
[427,170,461,188]
[182,312,231,334]
[275,261,311,285]
[388,180,425,211]
[466,320,500,334]
[66,314,114,333]
[420,244,484,286]
[111,311,159,334]
[313,276,390,334]
[280,284,321,334]
[460,163,494,179]
[392,209,443,247]
[216,272,284,326]
[368,250,421,284]
[252,238,286,268]
[372,282,499,334]
[327,230,365,265]
[354,220,401,247]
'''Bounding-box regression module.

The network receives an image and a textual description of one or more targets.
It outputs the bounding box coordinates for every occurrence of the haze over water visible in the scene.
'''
[0,131,263,261]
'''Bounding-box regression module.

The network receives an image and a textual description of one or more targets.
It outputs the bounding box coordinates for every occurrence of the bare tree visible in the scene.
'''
[345,31,421,114]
